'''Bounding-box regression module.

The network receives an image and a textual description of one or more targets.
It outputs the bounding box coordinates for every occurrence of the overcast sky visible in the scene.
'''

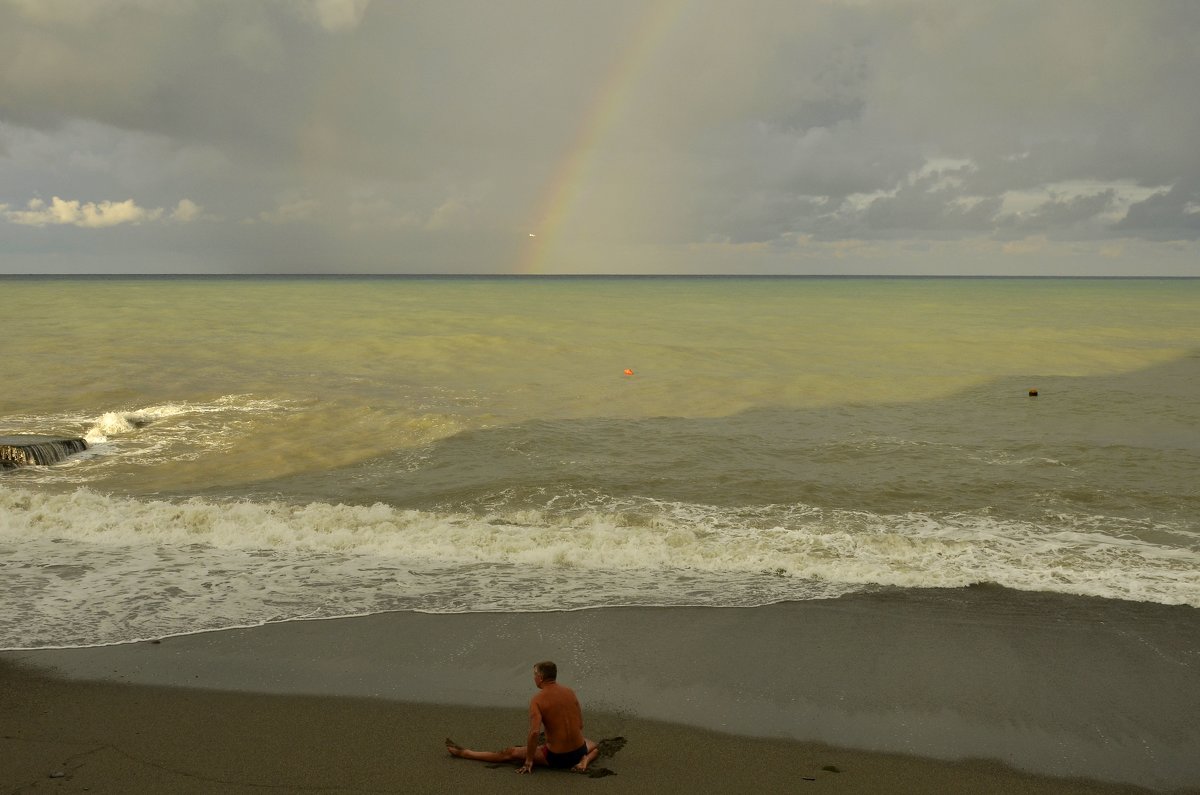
[2,0,1198,275]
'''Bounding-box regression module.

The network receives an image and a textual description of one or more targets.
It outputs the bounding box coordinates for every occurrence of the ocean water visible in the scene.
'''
[2,275,1197,649]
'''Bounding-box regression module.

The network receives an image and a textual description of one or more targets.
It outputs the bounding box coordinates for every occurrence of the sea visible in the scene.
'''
[2,275,1197,650]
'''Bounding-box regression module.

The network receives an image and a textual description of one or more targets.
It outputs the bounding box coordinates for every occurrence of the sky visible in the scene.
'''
[1,0,1198,276]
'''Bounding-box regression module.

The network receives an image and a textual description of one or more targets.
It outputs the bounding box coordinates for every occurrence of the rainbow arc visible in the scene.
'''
[519,0,688,274]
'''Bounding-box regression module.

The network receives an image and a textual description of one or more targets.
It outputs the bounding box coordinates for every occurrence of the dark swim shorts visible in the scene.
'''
[545,743,588,769]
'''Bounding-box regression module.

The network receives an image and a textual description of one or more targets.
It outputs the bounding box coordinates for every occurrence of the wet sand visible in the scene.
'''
[4,587,1197,792]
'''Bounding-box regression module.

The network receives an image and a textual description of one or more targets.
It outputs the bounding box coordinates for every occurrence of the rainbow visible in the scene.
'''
[518,0,689,274]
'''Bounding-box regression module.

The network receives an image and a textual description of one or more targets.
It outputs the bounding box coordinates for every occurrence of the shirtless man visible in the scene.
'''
[446,660,599,774]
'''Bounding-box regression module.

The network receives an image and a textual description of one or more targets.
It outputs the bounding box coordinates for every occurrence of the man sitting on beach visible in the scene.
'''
[446,660,599,774]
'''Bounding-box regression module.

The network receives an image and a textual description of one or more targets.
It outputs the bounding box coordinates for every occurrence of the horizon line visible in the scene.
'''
[1,273,1197,280]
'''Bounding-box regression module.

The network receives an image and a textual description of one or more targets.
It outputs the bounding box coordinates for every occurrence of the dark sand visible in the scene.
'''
[4,587,1197,793]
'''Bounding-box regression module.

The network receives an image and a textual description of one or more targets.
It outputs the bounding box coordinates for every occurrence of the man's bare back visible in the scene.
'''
[530,678,585,752]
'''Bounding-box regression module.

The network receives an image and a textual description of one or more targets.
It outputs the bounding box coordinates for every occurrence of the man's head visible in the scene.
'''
[533,660,557,684]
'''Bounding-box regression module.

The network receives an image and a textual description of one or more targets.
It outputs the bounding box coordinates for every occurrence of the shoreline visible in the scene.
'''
[4,587,1198,791]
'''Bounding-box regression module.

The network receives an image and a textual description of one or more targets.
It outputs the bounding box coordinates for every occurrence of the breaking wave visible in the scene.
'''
[2,485,1196,649]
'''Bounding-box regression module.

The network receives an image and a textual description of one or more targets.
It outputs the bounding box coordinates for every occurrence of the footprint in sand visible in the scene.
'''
[595,736,627,759]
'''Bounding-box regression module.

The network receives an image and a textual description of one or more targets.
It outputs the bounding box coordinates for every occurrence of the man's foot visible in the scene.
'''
[445,738,466,758]
[572,740,597,772]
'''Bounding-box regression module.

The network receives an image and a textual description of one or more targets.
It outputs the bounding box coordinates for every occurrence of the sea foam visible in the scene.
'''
[1,485,1196,649]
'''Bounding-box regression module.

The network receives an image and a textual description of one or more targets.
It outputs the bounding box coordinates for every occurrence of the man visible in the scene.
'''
[446,660,599,774]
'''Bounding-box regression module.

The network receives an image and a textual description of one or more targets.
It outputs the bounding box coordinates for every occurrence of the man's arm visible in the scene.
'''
[519,699,542,774]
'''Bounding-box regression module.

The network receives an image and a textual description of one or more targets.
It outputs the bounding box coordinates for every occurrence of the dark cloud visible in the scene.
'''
[862,183,999,233]
[1113,179,1200,240]
[1,0,1198,273]
[995,190,1116,239]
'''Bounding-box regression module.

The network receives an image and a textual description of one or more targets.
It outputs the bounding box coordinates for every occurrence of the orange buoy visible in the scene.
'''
[623,368,634,376]
[1028,388,1038,397]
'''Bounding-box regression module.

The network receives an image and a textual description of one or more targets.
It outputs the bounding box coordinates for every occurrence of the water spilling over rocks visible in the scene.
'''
[0,436,89,469]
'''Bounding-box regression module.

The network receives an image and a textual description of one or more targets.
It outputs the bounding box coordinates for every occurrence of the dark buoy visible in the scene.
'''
[1028,388,1038,397]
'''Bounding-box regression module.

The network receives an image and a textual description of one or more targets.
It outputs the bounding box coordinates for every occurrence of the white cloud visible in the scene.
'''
[425,198,466,231]
[3,0,174,26]
[170,198,203,221]
[3,196,166,227]
[254,198,320,224]
[306,0,370,32]
[347,197,420,230]
[343,192,478,231]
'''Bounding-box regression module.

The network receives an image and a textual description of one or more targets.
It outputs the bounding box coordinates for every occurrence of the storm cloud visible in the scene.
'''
[1,0,1198,274]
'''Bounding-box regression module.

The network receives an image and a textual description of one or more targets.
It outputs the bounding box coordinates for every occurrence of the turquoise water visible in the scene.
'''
[2,276,1197,647]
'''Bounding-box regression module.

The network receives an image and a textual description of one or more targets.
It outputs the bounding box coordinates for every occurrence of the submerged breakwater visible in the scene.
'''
[0,436,88,469]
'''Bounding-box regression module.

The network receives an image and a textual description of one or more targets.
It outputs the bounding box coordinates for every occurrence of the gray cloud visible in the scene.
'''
[993,190,1116,239]
[1113,179,1200,240]
[1,0,1198,273]
[864,187,1003,234]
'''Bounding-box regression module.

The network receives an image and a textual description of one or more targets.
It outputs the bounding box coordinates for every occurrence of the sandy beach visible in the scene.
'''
[4,587,1197,793]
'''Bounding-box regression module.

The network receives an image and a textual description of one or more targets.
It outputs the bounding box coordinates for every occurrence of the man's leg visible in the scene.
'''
[446,738,541,765]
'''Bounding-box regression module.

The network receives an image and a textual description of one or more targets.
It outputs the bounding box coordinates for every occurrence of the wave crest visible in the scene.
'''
[1,486,1196,649]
